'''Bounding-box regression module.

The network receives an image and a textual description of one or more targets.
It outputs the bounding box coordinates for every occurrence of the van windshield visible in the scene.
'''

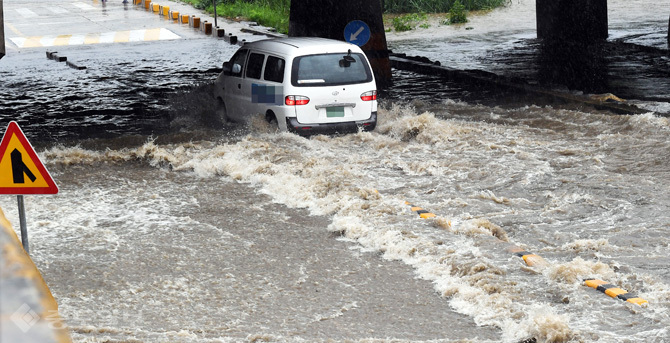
[291,53,372,87]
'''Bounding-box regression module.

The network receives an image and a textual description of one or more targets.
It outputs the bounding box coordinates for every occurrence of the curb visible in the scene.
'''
[46,51,86,70]
[134,0,279,47]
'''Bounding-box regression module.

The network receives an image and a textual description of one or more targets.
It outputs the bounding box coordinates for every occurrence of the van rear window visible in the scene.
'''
[291,53,372,87]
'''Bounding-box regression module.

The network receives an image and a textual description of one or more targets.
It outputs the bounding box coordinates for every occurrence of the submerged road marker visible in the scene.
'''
[584,279,649,306]
[405,201,436,219]
[402,198,648,306]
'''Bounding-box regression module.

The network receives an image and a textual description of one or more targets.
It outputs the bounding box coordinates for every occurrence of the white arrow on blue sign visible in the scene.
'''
[344,20,371,47]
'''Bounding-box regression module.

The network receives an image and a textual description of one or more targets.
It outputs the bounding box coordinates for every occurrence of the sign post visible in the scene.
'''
[1,0,6,60]
[212,0,218,29]
[17,195,28,253]
[0,121,59,254]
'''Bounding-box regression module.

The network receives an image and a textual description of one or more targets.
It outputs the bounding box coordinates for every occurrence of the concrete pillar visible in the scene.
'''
[1,0,5,60]
[289,0,392,88]
[536,0,608,43]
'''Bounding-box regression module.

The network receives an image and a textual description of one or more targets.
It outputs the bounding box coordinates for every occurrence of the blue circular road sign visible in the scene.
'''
[344,20,371,47]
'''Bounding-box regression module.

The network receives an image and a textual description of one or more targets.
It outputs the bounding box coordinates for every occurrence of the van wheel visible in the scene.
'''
[266,111,279,128]
[215,98,227,122]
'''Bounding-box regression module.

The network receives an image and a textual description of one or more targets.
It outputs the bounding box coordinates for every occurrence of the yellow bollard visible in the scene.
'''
[152,3,159,13]
[203,22,213,35]
[144,0,151,10]
[189,16,201,28]
[181,14,189,24]
[172,11,180,21]
[162,6,170,16]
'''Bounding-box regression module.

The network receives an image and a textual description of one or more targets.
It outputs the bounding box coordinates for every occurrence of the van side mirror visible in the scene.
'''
[222,61,232,76]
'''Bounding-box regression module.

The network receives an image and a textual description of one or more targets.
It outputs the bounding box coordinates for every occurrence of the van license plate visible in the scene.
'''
[326,107,345,118]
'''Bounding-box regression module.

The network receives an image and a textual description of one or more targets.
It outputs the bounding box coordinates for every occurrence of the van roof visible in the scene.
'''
[242,37,363,56]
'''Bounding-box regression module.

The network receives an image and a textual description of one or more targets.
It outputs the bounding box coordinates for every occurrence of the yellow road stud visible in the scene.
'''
[584,279,607,289]
[604,287,628,298]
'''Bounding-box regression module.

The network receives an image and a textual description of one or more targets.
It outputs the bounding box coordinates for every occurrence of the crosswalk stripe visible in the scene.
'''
[99,32,117,44]
[72,2,96,11]
[69,35,86,45]
[51,8,70,14]
[129,30,147,42]
[145,28,162,41]
[9,28,181,48]
[53,35,73,46]
[114,31,132,43]
[84,33,100,45]
[16,8,39,18]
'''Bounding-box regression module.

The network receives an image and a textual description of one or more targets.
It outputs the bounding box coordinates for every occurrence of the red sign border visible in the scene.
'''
[0,121,59,195]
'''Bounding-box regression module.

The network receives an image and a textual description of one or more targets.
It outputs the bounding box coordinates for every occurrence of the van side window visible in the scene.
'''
[264,56,285,83]
[246,53,265,80]
[229,49,249,78]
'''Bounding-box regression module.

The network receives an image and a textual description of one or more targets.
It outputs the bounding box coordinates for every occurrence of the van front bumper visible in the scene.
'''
[286,112,377,136]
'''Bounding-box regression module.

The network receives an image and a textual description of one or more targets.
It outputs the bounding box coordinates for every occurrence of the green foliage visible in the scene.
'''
[176,0,510,34]
[179,0,290,34]
[447,0,468,24]
[391,13,428,32]
[382,0,509,13]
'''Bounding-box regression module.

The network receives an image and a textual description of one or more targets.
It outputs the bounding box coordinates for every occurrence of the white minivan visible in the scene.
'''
[214,37,378,135]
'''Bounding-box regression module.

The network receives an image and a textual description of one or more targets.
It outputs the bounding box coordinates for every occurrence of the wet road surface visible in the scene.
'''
[2,1,670,342]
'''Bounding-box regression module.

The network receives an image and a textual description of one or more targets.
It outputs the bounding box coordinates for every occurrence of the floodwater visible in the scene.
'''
[1,0,670,342]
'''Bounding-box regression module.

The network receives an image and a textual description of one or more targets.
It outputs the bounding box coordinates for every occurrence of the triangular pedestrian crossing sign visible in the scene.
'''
[0,121,59,194]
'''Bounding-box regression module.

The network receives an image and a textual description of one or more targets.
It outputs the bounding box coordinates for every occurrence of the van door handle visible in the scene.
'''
[237,84,241,89]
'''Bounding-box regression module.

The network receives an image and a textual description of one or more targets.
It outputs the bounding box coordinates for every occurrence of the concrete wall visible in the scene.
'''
[536,0,608,42]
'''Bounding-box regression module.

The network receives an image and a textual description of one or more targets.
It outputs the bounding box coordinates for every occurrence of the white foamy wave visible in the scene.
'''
[376,103,472,146]
[629,101,670,117]
[329,214,569,342]
[503,306,574,343]
[34,103,670,342]
[43,107,559,341]
[546,257,615,285]
[627,111,670,131]
[560,239,612,254]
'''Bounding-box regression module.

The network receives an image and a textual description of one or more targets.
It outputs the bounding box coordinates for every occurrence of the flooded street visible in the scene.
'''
[1,0,670,342]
